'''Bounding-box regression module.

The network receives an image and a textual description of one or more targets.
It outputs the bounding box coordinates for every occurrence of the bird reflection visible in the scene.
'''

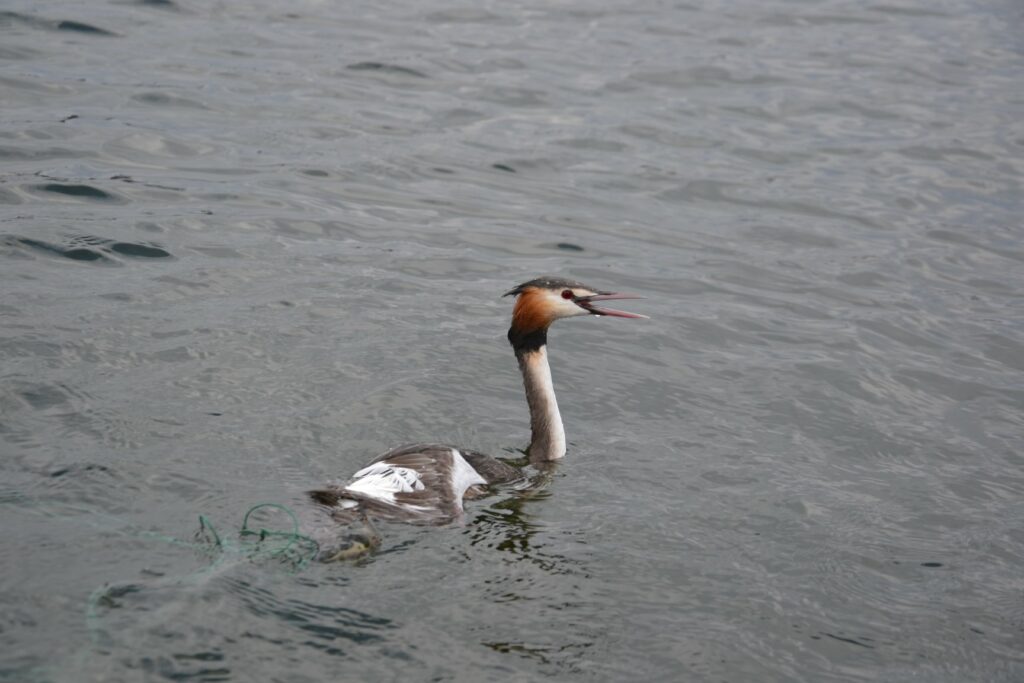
[465,457,589,575]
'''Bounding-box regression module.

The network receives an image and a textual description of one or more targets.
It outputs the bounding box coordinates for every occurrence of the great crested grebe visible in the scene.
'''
[309,277,646,559]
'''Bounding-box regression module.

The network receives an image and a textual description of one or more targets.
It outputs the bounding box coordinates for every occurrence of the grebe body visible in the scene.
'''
[310,443,520,525]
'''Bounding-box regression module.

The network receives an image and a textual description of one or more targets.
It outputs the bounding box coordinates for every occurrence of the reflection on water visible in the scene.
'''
[468,469,587,575]
[466,467,603,674]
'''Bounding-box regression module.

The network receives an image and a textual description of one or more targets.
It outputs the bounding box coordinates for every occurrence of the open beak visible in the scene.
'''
[575,292,648,319]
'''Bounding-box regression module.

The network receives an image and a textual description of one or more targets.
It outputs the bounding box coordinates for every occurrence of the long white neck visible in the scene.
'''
[516,345,566,462]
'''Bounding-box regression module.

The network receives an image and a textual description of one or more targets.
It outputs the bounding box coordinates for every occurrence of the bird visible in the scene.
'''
[308,276,646,560]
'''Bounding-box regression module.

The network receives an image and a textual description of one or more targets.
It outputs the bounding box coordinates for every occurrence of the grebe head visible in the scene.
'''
[504,276,646,348]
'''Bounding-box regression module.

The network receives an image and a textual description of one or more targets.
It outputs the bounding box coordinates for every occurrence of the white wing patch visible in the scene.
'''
[344,461,425,503]
[450,448,486,508]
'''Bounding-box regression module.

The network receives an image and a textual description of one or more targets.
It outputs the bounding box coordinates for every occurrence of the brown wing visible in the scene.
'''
[309,444,523,524]
[363,443,451,466]
[309,444,461,524]
[370,443,523,485]
[380,449,456,513]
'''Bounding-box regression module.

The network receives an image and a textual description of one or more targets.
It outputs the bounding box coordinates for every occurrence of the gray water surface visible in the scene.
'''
[2,0,1023,680]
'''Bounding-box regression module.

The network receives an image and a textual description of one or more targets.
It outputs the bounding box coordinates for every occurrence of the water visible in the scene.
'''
[2,0,1023,680]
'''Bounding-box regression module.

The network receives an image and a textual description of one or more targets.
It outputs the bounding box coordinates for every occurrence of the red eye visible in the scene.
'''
[561,289,574,299]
